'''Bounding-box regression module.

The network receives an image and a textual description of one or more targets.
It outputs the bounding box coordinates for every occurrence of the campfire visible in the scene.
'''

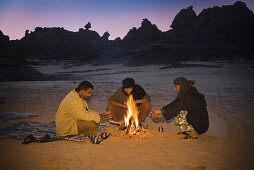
[119,95,145,135]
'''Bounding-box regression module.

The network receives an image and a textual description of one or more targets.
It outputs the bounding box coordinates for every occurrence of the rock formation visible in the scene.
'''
[0,31,46,81]
[125,1,254,64]
[102,31,110,40]
[5,1,254,67]
[123,18,163,48]
[15,27,105,61]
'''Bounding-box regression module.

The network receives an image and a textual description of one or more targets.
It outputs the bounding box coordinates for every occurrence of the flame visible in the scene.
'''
[124,95,139,128]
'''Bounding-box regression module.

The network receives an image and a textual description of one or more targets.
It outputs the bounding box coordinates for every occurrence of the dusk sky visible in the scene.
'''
[0,0,254,40]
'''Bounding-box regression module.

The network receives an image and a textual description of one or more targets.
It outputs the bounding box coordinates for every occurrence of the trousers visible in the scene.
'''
[77,120,98,136]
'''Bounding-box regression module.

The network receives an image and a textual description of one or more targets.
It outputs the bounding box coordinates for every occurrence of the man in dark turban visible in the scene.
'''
[151,77,209,138]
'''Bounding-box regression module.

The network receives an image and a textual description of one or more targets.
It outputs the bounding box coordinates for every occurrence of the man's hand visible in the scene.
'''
[100,111,112,120]
[110,100,127,109]
[151,114,163,120]
[121,104,127,109]
[135,99,143,104]
[150,109,163,120]
[151,109,161,115]
[135,98,148,104]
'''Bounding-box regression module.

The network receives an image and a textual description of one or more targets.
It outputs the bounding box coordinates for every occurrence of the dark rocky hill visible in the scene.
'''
[125,1,254,64]
[0,31,46,82]
[4,1,254,67]
[123,18,163,48]
[14,27,107,61]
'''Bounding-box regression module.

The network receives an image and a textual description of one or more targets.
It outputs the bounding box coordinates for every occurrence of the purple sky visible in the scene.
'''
[0,0,254,40]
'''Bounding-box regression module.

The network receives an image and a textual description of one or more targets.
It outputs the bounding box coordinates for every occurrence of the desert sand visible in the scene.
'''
[0,61,253,169]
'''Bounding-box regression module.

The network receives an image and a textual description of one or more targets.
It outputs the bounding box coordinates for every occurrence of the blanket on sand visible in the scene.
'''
[0,121,107,142]
[0,112,107,142]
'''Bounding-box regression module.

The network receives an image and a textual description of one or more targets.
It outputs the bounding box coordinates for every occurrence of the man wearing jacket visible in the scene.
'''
[56,81,111,136]
[107,78,151,123]
[151,77,209,138]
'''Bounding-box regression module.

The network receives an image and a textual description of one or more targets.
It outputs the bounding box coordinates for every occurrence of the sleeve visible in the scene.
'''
[133,85,150,101]
[108,88,121,102]
[161,98,182,120]
[68,99,100,124]
[143,94,151,102]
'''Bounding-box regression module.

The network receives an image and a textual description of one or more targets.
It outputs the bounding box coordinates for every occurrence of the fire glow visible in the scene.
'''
[122,95,145,135]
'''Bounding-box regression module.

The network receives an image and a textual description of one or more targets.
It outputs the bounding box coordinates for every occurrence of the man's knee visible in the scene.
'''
[138,102,151,122]
[77,120,98,134]
[144,102,151,110]
[139,102,151,112]
[85,121,97,129]
[106,102,112,111]
[90,121,98,129]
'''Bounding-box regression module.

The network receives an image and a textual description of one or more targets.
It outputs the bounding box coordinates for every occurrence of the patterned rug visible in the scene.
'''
[0,113,107,142]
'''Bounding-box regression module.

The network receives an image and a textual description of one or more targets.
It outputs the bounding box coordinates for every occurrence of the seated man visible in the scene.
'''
[151,77,209,138]
[56,81,111,136]
[107,78,151,123]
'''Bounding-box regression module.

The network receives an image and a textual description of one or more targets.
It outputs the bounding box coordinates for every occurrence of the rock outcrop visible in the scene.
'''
[125,1,254,64]
[0,31,46,82]
[190,1,254,58]
[5,1,254,66]
[171,6,198,33]
[14,27,106,61]
[123,18,163,48]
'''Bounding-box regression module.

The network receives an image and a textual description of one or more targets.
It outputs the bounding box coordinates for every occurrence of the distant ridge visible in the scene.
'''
[0,1,253,78]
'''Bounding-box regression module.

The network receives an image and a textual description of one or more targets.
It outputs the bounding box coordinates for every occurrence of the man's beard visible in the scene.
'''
[79,95,86,100]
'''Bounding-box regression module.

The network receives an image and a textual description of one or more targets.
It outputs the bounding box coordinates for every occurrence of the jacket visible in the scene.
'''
[161,87,209,134]
[56,89,100,136]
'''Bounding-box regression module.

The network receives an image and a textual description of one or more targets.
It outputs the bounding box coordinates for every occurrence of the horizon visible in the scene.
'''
[0,0,254,41]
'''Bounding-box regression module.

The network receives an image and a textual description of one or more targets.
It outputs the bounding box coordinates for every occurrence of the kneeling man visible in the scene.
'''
[107,78,151,123]
[151,77,209,138]
[56,81,111,136]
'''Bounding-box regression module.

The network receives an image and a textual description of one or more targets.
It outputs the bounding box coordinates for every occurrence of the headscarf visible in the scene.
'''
[173,77,195,98]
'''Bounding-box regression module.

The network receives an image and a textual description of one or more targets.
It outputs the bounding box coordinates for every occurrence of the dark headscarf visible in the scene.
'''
[173,77,195,98]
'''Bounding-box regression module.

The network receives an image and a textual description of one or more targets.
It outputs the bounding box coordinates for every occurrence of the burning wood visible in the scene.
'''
[119,95,146,135]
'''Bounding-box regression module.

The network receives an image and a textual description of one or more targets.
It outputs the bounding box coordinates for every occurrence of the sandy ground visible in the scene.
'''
[0,61,254,169]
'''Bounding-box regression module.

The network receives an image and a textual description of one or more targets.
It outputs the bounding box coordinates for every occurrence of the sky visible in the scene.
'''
[0,0,254,40]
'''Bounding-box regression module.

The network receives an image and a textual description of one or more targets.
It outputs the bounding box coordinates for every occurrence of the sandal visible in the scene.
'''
[37,134,53,143]
[183,134,198,139]
[22,134,36,144]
